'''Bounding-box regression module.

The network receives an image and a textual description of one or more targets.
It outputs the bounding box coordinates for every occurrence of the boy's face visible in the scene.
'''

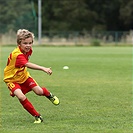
[18,37,33,54]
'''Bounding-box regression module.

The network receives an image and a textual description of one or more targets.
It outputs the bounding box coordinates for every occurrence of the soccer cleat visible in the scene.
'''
[34,115,43,124]
[48,93,60,105]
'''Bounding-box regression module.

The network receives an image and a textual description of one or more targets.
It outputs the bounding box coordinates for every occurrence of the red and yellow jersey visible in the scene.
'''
[4,46,32,84]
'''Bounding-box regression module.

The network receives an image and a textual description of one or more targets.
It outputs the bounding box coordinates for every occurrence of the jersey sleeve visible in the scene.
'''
[15,54,28,67]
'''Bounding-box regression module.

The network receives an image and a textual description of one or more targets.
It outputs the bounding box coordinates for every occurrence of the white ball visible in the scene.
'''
[63,66,69,69]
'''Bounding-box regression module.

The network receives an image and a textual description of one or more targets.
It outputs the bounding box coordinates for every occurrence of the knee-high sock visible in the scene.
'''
[42,87,50,97]
[20,98,40,116]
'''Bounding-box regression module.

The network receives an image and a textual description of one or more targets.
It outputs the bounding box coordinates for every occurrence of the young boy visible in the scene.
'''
[3,29,60,123]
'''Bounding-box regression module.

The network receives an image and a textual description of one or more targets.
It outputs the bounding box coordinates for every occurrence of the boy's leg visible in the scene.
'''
[14,89,43,123]
[31,86,50,97]
[32,86,60,105]
[7,82,43,123]
[26,77,60,105]
[42,87,60,105]
[14,89,40,117]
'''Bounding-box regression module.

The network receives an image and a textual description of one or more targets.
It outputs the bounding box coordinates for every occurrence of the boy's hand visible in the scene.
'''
[44,67,52,75]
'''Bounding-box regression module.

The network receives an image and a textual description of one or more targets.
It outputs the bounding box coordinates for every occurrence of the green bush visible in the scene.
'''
[91,39,101,46]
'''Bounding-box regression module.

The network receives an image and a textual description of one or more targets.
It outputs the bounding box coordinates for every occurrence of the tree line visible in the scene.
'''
[0,0,133,34]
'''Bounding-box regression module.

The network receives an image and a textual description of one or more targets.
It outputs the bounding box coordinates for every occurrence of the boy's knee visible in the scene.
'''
[35,90,43,96]
[14,89,26,101]
[32,86,43,96]
[18,95,26,101]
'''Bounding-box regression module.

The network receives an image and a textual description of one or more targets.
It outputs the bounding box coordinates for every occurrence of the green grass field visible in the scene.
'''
[0,46,132,133]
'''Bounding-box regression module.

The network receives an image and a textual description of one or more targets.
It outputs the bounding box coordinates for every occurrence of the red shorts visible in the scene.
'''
[6,77,38,97]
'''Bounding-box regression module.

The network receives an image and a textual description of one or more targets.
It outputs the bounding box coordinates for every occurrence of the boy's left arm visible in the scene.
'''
[25,62,52,75]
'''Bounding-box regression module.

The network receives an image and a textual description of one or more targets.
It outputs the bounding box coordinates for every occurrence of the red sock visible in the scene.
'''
[20,98,40,117]
[42,87,50,97]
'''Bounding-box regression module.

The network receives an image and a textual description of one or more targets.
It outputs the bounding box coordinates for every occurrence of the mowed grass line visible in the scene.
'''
[0,46,132,133]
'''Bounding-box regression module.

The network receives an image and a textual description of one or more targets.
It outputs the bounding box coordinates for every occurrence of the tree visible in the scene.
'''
[40,0,99,32]
[0,0,36,33]
[0,0,133,34]
[119,0,133,30]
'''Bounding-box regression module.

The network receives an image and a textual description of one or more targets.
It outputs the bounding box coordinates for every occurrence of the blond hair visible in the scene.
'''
[17,29,34,44]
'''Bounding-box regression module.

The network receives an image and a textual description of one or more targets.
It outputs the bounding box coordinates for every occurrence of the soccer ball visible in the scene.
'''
[63,66,69,69]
